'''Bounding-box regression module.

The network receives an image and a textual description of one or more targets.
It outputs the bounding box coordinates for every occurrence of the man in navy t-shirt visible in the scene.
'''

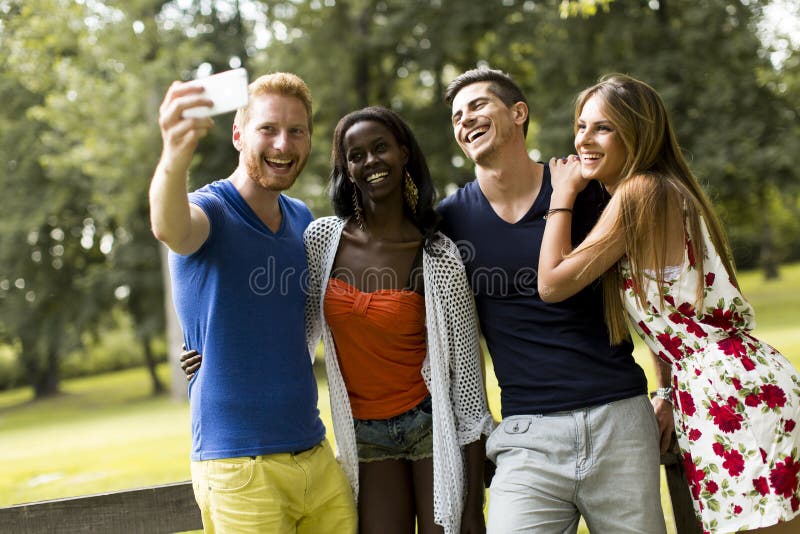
[149,72,355,532]
[440,68,671,532]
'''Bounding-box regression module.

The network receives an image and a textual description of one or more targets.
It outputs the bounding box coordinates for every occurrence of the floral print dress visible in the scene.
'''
[621,218,800,533]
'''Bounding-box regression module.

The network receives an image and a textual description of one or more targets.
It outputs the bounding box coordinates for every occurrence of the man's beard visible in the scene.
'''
[243,149,302,192]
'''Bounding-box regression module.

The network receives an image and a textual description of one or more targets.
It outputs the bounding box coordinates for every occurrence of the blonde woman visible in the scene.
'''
[538,74,800,533]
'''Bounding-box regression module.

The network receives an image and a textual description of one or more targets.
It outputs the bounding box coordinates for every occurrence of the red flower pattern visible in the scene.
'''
[745,393,761,408]
[709,400,743,433]
[761,384,788,409]
[678,302,696,316]
[657,332,684,360]
[770,457,800,498]
[701,308,736,330]
[754,477,770,496]
[683,452,706,500]
[718,336,746,358]
[678,390,696,416]
[619,223,800,531]
[684,318,707,338]
[705,272,715,287]
[723,450,745,476]
[638,321,651,336]
[622,277,633,290]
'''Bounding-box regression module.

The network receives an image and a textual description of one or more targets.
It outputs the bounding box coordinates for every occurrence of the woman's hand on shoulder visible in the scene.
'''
[549,155,588,198]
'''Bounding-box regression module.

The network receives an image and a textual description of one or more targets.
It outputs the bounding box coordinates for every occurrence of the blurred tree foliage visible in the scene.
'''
[0,0,797,396]
[0,0,223,396]
[251,0,799,273]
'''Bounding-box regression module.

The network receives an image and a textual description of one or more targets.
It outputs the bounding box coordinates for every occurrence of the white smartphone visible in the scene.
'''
[183,68,249,119]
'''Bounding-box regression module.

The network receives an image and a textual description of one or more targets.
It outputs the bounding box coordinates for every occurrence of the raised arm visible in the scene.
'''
[149,81,215,255]
[537,157,626,302]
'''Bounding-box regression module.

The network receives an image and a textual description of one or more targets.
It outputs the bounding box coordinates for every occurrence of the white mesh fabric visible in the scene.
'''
[304,216,494,534]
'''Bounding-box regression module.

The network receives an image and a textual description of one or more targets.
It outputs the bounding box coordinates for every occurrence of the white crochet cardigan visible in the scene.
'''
[304,216,494,534]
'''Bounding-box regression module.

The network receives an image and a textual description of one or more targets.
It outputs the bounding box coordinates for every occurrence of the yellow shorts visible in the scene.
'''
[191,440,356,533]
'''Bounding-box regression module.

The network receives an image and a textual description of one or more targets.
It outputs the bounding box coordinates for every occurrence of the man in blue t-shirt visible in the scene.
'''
[439,68,672,532]
[149,72,355,532]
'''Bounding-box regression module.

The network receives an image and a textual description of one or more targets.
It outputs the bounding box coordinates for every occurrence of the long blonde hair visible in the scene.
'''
[572,74,738,344]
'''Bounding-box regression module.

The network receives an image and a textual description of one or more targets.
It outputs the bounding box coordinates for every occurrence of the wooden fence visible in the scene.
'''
[0,481,200,534]
[0,451,701,533]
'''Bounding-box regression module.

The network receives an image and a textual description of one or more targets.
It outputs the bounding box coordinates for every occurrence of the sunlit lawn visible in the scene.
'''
[1,262,798,533]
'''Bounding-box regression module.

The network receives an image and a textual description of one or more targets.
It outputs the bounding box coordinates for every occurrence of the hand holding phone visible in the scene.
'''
[182,68,249,119]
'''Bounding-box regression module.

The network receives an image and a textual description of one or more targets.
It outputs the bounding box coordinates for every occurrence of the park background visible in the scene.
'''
[1,0,799,532]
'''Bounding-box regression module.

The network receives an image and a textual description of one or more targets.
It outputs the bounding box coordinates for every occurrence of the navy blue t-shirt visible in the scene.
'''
[438,165,647,417]
[170,179,325,460]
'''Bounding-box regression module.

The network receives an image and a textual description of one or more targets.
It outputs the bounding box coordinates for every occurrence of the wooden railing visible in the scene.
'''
[0,451,701,533]
[0,481,201,534]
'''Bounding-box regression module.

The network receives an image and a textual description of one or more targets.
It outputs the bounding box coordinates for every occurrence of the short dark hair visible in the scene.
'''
[444,67,529,137]
[329,106,440,245]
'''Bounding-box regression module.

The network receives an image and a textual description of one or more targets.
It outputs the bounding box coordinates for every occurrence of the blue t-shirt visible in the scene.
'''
[438,165,647,417]
[170,179,325,460]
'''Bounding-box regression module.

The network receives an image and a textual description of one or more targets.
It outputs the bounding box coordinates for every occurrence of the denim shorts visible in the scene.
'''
[354,395,433,463]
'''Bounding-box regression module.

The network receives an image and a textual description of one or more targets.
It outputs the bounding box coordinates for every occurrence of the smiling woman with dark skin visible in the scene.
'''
[303,107,492,534]
[183,107,492,534]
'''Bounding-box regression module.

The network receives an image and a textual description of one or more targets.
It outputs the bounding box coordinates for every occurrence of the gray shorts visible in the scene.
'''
[486,395,666,534]
[354,395,433,463]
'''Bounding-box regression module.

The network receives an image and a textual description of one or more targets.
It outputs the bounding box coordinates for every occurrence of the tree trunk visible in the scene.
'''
[21,346,42,397]
[758,185,780,280]
[33,346,60,399]
[20,340,59,399]
[759,220,780,280]
[141,334,166,395]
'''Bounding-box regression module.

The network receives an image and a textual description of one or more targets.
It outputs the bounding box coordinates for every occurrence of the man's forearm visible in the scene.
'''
[651,350,675,453]
[149,79,214,254]
[149,157,193,249]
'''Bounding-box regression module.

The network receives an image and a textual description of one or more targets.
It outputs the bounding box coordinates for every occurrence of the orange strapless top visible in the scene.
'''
[323,277,429,420]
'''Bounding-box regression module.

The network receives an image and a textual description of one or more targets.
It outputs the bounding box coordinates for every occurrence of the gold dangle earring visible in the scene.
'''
[351,180,365,231]
[403,168,419,214]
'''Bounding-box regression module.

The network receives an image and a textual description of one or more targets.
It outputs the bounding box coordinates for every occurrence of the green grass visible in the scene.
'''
[1,262,799,533]
[0,367,192,507]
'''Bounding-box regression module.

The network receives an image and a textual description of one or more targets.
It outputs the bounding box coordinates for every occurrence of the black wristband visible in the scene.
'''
[543,207,574,220]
